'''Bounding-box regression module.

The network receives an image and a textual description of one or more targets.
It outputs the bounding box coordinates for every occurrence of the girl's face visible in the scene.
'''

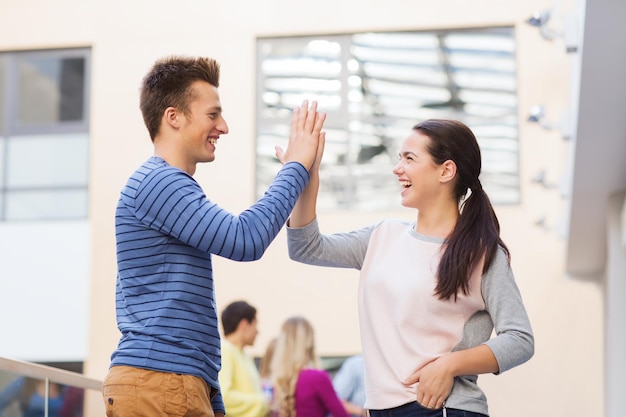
[392,130,443,209]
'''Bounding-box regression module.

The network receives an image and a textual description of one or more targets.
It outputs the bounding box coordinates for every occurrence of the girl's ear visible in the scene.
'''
[440,159,457,184]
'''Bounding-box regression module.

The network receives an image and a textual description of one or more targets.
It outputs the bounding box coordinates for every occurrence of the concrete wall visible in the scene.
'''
[0,0,604,416]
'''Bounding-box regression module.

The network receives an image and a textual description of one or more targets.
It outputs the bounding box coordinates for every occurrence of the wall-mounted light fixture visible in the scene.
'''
[527,105,573,140]
[531,170,557,189]
[534,216,550,231]
[533,214,568,237]
[526,10,556,38]
[527,106,555,130]
[531,169,571,198]
[526,9,578,53]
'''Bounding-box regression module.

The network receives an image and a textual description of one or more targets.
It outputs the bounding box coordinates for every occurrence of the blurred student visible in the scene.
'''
[270,316,348,417]
[0,376,64,417]
[333,355,366,417]
[219,301,268,417]
[59,386,84,417]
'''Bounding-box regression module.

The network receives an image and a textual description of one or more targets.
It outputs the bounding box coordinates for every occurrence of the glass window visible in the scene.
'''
[6,134,88,188]
[0,55,5,134]
[5,189,87,221]
[16,55,86,127]
[0,48,90,221]
[0,137,3,216]
[256,28,519,210]
[0,135,4,189]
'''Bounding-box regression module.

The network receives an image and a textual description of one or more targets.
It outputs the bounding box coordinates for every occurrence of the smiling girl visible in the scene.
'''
[283,119,534,417]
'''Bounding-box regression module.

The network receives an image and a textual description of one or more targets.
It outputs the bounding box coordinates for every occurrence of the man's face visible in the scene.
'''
[178,80,229,165]
[242,318,259,347]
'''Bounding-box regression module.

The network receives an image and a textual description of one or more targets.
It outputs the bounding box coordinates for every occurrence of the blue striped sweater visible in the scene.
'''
[110,156,309,413]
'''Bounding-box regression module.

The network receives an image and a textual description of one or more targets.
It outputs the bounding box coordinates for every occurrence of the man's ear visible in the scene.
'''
[440,160,457,184]
[163,106,180,130]
[235,319,247,332]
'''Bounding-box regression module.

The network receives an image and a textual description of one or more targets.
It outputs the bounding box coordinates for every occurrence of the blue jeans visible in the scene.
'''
[369,401,488,417]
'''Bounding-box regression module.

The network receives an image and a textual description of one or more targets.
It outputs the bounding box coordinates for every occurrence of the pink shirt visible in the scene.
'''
[295,369,349,417]
[359,220,484,409]
[287,218,534,415]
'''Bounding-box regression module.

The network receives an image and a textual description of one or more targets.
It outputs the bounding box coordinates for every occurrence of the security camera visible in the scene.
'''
[527,106,547,124]
[526,10,551,28]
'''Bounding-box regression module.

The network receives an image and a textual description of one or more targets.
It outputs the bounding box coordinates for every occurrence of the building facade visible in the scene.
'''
[1,0,623,416]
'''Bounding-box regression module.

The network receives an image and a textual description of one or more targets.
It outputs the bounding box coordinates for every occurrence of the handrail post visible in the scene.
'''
[44,377,49,417]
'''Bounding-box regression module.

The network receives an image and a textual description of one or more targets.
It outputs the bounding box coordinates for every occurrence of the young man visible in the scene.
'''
[219,301,268,417]
[102,55,326,417]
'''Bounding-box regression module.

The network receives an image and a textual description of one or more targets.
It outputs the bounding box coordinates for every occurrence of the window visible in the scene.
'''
[0,48,90,221]
[256,28,519,211]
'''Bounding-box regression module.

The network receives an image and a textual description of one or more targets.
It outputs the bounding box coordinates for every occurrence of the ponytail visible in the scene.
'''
[435,181,509,300]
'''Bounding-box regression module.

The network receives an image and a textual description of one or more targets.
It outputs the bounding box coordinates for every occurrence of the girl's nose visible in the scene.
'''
[392,161,403,175]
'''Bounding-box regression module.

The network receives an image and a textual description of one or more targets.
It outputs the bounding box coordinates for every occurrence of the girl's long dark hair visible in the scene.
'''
[414,119,510,300]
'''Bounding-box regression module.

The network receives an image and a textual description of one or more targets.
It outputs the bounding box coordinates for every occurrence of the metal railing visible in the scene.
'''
[0,356,102,417]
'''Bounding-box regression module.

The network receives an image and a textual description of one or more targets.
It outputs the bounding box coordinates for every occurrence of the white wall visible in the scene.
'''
[0,222,90,362]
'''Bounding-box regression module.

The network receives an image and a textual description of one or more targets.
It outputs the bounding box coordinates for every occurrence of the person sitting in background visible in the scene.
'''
[219,301,269,417]
[0,376,64,417]
[270,316,348,417]
[333,355,366,417]
[59,386,84,417]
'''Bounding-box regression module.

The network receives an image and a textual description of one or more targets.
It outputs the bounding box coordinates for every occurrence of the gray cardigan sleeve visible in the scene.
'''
[286,217,376,270]
[482,248,535,373]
